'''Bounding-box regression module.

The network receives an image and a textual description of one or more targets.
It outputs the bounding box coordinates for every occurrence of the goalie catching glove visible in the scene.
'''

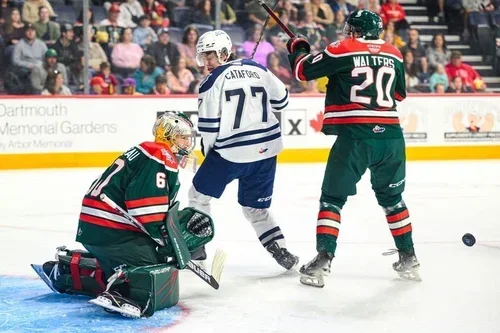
[286,34,311,54]
[187,212,213,237]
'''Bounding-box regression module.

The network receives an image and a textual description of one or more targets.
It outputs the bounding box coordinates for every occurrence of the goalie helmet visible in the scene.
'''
[343,10,383,40]
[153,111,196,159]
[196,30,232,66]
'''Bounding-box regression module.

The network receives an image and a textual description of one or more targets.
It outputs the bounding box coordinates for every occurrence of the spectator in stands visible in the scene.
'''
[267,51,292,89]
[178,25,199,72]
[269,10,297,40]
[269,31,291,69]
[297,9,327,53]
[151,74,170,94]
[380,21,405,48]
[0,0,15,26]
[95,62,118,94]
[434,83,446,93]
[400,28,428,74]
[445,0,465,35]
[429,63,449,92]
[1,8,24,62]
[147,27,180,71]
[358,0,381,13]
[306,0,334,27]
[166,56,195,94]
[403,50,421,92]
[133,15,157,49]
[122,77,142,95]
[242,24,274,66]
[78,27,108,72]
[12,23,47,71]
[111,27,143,77]
[33,6,60,46]
[52,24,81,72]
[100,3,126,48]
[193,0,214,26]
[426,33,450,73]
[446,75,474,93]
[41,70,71,95]
[74,8,98,44]
[246,0,271,26]
[445,50,486,91]
[334,10,346,31]
[277,0,299,23]
[90,75,110,94]
[142,0,169,29]
[133,54,163,94]
[120,0,145,28]
[214,0,237,26]
[22,0,55,24]
[31,48,67,93]
[379,0,409,32]
[331,0,356,16]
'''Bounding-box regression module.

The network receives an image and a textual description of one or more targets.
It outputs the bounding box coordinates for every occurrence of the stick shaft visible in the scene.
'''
[257,0,295,38]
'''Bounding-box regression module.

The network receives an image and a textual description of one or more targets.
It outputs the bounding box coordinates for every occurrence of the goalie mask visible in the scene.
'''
[153,111,196,167]
[196,30,232,67]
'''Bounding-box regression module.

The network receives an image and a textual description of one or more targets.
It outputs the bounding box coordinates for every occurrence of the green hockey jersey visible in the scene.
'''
[288,37,407,138]
[76,142,180,246]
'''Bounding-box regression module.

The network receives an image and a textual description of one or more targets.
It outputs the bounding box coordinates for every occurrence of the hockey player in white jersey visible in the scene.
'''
[188,30,299,270]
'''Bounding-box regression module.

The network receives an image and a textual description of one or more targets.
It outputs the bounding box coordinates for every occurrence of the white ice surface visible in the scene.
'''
[0,161,499,333]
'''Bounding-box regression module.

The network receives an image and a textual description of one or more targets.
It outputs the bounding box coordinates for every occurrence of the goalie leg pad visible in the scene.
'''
[96,263,180,317]
[32,247,107,296]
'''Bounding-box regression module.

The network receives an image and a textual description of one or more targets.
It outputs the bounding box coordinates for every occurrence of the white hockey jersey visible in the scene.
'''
[197,59,289,163]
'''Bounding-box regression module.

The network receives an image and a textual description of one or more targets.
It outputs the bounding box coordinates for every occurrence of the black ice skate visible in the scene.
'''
[266,241,299,270]
[386,249,422,282]
[299,251,334,288]
[89,290,145,318]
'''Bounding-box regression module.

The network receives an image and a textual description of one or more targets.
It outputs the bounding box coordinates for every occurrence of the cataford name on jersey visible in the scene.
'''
[353,55,395,68]
[224,69,261,80]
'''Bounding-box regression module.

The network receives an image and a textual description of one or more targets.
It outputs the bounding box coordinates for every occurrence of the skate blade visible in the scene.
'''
[299,274,325,288]
[89,296,141,318]
[31,264,60,293]
[397,270,422,282]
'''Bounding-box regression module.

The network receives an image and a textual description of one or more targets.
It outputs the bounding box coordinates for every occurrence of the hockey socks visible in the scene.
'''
[316,207,341,255]
[384,203,414,252]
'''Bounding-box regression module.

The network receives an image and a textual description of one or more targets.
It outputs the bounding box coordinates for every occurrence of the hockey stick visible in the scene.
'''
[255,0,295,38]
[250,0,279,59]
[100,194,226,290]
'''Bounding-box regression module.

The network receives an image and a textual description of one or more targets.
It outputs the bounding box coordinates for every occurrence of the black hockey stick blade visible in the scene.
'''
[186,261,220,290]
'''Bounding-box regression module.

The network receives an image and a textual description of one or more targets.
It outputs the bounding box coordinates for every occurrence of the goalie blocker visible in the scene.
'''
[32,206,214,318]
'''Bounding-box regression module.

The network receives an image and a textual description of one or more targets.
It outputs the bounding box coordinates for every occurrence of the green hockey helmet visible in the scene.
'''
[343,10,383,40]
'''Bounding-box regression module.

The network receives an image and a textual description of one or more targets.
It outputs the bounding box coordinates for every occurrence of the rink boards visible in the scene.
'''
[0,94,499,169]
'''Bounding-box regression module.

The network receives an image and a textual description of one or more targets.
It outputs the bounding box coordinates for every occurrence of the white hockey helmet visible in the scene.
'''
[196,30,232,66]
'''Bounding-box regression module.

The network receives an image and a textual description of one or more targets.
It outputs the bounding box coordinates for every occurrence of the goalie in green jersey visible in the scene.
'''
[31,111,216,318]
[286,10,421,287]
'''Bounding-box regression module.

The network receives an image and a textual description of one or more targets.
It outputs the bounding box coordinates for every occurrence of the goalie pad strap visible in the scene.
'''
[70,252,82,291]
[94,260,106,291]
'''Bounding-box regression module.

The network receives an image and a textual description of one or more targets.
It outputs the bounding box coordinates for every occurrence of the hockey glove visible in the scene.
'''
[187,212,213,237]
[286,35,311,54]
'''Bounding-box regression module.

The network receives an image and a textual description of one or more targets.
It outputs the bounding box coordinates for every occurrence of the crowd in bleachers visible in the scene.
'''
[0,0,497,95]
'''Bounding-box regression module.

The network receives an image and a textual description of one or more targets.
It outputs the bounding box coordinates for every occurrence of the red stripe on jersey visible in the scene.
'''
[138,141,179,170]
[79,213,140,233]
[293,54,307,81]
[318,211,341,222]
[317,226,339,237]
[82,197,116,213]
[390,224,412,236]
[325,103,393,112]
[126,196,169,209]
[326,39,403,61]
[324,117,400,125]
[136,213,166,224]
[395,91,405,101]
[387,209,410,223]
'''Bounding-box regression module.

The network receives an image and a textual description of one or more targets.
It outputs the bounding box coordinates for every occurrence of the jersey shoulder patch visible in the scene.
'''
[137,141,178,172]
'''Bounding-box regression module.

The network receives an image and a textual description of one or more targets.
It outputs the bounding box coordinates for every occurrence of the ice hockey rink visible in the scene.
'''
[0,161,499,333]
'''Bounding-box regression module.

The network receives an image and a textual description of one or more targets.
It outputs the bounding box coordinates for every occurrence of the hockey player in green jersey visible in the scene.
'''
[286,10,420,287]
[32,111,217,318]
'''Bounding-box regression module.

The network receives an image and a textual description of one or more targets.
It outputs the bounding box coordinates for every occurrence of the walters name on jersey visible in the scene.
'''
[197,59,289,163]
[76,142,180,246]
[289,38,407,139]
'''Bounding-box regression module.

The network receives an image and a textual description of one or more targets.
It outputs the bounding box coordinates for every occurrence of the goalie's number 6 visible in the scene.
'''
[156,172,166,188]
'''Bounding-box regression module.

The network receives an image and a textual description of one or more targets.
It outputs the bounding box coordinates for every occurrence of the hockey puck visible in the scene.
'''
[462,233,476,247]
